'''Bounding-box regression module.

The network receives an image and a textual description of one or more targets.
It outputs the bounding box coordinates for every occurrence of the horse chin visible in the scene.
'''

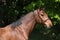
[44,24,51,28]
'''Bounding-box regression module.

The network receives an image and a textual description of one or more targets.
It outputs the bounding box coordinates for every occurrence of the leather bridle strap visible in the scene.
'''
[38,12,49,23]
[44,18,49,22]
[32,10,49,23]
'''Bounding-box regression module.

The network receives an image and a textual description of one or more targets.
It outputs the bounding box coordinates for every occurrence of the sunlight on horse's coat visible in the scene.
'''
[0,8,52,40]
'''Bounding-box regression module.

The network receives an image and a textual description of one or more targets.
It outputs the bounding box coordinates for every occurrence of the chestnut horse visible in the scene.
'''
[0,9,52,40]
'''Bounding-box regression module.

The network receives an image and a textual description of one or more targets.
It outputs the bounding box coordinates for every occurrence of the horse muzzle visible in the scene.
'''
[44,19,52,28]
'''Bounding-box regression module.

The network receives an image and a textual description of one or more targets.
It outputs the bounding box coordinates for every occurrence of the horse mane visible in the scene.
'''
[8,12,33,29]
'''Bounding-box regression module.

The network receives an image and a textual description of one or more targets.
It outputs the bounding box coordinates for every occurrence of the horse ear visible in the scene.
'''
[40,7,45,11]
[42,8,45,11]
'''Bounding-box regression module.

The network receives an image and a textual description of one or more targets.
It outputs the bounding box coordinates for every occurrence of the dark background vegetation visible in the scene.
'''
[0,0,60,40]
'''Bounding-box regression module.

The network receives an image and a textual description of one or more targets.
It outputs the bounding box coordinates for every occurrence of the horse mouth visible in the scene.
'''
[44,20,52,28]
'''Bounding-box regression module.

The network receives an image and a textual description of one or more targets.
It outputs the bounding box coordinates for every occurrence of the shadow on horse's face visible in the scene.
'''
[34,9,52,28]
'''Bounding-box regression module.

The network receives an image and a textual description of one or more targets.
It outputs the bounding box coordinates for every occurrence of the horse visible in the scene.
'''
[0,8,52,40]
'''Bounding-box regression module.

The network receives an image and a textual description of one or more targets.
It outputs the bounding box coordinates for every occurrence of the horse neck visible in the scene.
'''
[17,12,36,36]
[5,11,36,37]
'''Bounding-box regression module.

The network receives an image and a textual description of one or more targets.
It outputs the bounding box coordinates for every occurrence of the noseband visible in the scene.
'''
[43,18,49,22]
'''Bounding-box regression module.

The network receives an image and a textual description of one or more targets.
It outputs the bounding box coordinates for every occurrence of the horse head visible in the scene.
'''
[34,8,52,28]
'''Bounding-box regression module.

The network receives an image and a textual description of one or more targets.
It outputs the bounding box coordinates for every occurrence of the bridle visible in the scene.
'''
[37,10,49,23]
[33,9,49,23]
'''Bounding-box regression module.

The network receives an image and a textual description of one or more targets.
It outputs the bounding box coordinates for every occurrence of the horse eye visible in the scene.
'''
[41,14,44,16]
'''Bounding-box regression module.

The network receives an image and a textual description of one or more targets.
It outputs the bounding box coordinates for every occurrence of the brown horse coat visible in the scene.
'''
[0,9,52,40]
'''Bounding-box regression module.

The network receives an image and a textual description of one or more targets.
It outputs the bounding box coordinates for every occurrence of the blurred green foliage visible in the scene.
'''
[0,0,60,40]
